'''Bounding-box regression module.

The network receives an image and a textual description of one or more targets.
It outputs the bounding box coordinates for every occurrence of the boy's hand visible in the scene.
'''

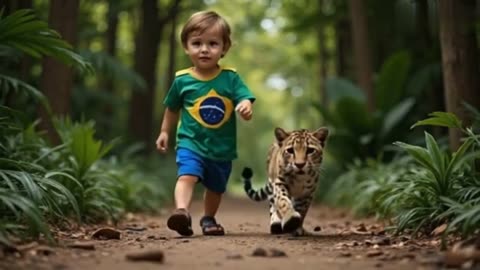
[156,131,169,153]
[235,99,253,121]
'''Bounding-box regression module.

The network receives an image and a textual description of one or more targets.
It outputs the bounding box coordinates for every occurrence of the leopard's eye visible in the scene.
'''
[286,148,294,154]
[306,147,315,154]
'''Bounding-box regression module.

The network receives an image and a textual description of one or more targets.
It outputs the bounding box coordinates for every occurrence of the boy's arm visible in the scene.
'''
[160,107,180,134]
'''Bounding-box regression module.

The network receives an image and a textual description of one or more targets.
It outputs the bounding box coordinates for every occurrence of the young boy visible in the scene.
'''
[155,10,255,236]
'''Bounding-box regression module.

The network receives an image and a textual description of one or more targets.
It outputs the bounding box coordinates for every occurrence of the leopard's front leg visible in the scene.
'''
[273,179,301,233]
[292,195,314,236]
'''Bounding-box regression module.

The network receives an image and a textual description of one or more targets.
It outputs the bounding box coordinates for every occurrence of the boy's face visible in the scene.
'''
[184,26,226,73]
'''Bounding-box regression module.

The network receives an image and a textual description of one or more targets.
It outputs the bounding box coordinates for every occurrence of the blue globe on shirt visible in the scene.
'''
[199,96,226,125]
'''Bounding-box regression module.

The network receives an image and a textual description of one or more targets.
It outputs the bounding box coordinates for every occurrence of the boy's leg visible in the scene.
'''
[168,147,203,236]
[203,188,222,217]
[200,189,225,235]
[175,175,197,210]
[167,175,197,236]
[199,161,231,235]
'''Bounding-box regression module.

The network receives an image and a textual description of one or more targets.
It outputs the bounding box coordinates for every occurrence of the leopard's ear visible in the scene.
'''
[274,127,289,144]
[313,127,329,147]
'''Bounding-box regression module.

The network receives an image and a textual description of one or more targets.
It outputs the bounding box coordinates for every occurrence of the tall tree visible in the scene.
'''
[166,15,179,90]
[335,18,351,78]
[38,0,80,144]
[127,0,181,152]
[438,0,480,150]
[100,0,120,132]
[349,0,375,112]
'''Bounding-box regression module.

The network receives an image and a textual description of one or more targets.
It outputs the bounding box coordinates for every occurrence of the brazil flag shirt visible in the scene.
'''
[163,67,256,161]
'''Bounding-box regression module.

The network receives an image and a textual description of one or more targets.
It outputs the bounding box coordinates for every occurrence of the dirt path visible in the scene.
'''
[1,196,441,270]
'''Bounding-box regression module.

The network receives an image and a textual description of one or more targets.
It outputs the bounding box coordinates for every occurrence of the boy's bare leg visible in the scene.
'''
[167,175,197,236]
[174,175,197,210]
[204,188,222,217]
[201,189,225,235]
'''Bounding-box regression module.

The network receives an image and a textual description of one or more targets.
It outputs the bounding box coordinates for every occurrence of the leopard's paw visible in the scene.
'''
[270,222,283,234]
[281,211,301,233]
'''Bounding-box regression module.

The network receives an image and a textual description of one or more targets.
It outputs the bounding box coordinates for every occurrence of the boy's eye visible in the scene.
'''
[210,41,218,46]
[191,41,201,46]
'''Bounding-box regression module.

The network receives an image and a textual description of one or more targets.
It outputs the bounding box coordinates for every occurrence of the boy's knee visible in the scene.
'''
[177,174,199,184]
[205,188,224,196]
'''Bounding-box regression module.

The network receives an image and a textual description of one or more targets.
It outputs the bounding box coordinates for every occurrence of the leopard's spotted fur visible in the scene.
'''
[242,127,328,236]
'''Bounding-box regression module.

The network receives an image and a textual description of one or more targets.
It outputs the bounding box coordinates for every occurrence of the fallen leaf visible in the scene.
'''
[431,224,447,236]
[91,228,121,240]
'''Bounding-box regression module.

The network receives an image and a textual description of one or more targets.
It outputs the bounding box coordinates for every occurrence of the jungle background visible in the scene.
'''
[1,0,480,248]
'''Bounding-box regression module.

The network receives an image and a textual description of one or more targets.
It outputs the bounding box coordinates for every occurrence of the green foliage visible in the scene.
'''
[55,118,115,178]
[0,188,51,245]
[375,50,411,111]
[0,108,171,244]
[328,111,480,237]
[411,111,463,130]
[79,50,146,90]
[389,131,479,233]
[314,51,417,166]
[0,9,93,73]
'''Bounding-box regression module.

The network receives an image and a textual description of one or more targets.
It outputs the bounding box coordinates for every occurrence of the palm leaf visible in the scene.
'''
[0,74,50,110]
[411,111,463,130]
[0,188,52,242]
[0,9,93,74]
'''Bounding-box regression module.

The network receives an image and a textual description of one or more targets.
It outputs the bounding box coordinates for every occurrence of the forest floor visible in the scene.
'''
[0,196,462,270]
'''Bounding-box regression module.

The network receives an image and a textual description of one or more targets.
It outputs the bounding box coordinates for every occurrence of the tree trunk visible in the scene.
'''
[100,0,119,134]
[349,0,375,112]
[335,18,351,78]
[128,0,161,152]
[438,0,480,150]
[166,15,178,91]
[416,0,444,138]
[38,0,79,144]
[317,24,327,108]
[127,0,181,153]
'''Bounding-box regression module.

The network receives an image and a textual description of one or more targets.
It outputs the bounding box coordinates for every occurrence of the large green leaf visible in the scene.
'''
[411,111,463,129]
[375,50,412,112]
[325,77,366,103]
[379,97,416,139]
[0,74,50,111]
[0,188,51,242]
[334,97,372,134]
[405,63,442,97]
[394,141,439,180]
[79,50,146,89]
[0,9,93,74]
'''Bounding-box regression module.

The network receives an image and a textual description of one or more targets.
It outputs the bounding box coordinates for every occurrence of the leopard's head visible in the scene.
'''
[275,127,329,174]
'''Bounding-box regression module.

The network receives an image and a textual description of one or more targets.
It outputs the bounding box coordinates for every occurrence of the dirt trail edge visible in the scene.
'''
[1,196,440,270]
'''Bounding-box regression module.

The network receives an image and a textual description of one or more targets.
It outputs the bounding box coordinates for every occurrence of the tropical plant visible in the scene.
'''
[381,112,480,235]
[0,9,93,72]
[314,50,418,166]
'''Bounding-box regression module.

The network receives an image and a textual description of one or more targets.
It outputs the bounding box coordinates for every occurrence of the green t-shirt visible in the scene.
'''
[163,67,256,161]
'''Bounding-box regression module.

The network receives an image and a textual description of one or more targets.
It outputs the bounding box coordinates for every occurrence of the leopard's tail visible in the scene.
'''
[241,167,271,201]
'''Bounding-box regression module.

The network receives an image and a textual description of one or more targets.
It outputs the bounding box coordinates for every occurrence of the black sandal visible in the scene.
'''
[199,216,225,236]
[167,208,194,236]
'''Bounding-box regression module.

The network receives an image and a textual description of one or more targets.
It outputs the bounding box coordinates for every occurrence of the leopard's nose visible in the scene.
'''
[295,162,306,169]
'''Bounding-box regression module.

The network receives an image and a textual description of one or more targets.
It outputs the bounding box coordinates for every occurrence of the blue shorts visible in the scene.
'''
[176,147,232,193]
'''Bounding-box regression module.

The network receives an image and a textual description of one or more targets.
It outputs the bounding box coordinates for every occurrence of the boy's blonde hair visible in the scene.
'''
[180,11,232,56]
